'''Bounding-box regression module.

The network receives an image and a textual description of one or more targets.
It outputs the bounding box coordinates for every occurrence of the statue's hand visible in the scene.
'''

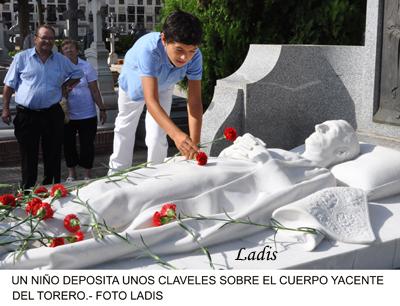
[219,133,268,162]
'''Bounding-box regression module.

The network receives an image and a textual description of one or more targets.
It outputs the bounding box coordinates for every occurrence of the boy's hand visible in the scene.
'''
[174,132,199,160]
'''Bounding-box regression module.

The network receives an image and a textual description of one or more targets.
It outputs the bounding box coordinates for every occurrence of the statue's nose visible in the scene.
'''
[316,124,329,133]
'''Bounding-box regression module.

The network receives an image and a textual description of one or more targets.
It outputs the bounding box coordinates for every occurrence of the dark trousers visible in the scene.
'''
[13,103,65,189]
[63,116,97,169]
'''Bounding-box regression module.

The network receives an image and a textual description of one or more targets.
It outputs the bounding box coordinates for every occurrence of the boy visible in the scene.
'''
[108,10,203,173]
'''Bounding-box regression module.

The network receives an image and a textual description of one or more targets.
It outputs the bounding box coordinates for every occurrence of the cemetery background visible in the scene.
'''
[0,0,387,192]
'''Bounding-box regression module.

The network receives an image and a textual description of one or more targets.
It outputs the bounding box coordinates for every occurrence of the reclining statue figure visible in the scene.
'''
[1,120,374,269]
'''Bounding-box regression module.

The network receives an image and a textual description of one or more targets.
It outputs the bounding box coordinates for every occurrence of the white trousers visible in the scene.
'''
[108,87,173,174]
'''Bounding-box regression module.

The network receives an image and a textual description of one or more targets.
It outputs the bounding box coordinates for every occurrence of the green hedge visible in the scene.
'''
[160,0,367,106]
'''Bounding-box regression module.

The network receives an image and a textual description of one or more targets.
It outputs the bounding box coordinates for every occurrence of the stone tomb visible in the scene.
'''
[201,0,400,155]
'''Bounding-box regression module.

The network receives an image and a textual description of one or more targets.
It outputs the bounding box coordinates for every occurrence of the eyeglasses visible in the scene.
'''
[35,35,55,42]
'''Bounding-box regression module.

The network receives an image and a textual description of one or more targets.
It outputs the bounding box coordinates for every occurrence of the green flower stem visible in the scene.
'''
[0,215,37,236]
[72,192,130,243]
[0,207,22,222]
[15,215,47,257]
[197,136,225,148]
[72,191,104,239]
[0,233,82,246]
[139,235,177,270]
[1,234,48,247]
[0,184,12,188]
[105,162,152,183]
[177,215,214,269]
[0,206,15,212]
[163,151,182,163]
[180,213,319,235]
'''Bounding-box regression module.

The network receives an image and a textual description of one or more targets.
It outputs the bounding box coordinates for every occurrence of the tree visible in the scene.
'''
[160,0,366,106]
[0,0,46,38]
[66,0,79,40]
[18,0,30,46]
[0,0,29,47]
[37,0,45,26]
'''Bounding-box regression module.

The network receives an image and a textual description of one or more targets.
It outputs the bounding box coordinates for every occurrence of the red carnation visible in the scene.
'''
[49,237,65,248]
[25,198,42,215]
[224,127,237,142]
[152,211,162,227]
[35,202,54,220]
[152,203,177,227]
[196,151,208,166]
[160,203,176,218]
[0,194,16,207]
[50,184,68,198]
[64,214,81,233]
[15,192,24,204]
[34,186,49,198]
[65,231,85,243]
[73,231,85,242]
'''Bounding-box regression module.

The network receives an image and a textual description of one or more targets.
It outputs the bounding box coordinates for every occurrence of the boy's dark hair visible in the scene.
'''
[162,10,202,45]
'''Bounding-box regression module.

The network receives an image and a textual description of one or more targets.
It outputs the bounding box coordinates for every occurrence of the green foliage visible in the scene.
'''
[161,0,366,106]
[54,39,63,49]
[262,0,366,44]
[8,50,21,58]
[115,34,136,55]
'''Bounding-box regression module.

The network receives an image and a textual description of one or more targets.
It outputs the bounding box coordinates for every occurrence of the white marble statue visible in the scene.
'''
[219,119,360,168]
[0,120,374,269]
[301,119,360,168]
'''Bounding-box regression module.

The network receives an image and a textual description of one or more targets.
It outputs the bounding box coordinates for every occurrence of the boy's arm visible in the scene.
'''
[187,79,203,157]
[142,76,199,159]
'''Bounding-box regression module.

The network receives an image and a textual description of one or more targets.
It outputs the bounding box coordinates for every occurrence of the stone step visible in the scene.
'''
[0,125,115,167]
[357,130,400,151]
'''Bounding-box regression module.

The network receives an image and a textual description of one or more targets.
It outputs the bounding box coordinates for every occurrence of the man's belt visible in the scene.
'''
[16,104,58,113]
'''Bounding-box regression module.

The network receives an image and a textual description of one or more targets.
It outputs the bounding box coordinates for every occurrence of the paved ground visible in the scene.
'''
[0,146,179,194]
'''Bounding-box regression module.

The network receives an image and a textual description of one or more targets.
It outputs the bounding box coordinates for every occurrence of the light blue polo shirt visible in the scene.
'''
[119,32,202,101]
[67,58,98,120]
[3,48,83,109]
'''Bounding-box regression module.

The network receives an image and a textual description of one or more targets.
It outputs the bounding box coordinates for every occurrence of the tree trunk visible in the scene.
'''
[37,0,44,26]
[18,0,30,46]
[67,0,79,40]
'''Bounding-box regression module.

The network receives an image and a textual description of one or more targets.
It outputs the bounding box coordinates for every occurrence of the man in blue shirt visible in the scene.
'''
[108,11,203,173]
[1,24,83,189]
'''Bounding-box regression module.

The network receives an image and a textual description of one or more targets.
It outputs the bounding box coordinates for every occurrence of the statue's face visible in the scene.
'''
[305,121,341,153]
[303,120,357,167]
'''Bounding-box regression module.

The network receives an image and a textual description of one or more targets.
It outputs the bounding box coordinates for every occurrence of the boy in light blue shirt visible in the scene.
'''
[109,10,203,173]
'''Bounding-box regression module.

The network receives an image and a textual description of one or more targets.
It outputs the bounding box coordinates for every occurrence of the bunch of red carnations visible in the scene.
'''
[0,183,85,250]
